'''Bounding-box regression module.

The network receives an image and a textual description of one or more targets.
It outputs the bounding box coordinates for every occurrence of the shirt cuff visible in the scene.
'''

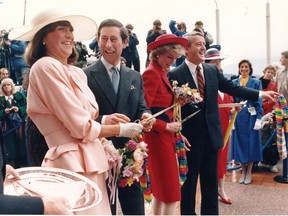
[258,90,263,99]
[101,115,107,125]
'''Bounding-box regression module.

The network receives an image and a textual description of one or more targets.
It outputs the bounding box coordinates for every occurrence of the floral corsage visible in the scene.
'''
[172,80,203,105]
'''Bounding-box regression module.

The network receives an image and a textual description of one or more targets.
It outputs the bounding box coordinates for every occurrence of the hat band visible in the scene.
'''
[206,53,221,58]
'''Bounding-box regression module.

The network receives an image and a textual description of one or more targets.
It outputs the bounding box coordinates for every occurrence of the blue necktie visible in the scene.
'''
[111,67,120,93]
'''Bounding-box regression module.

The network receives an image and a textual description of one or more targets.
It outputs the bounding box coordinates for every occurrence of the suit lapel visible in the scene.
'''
[182,64,197,89]
[161,72,173,93]
[91,61,118,108]
[116,66,131,110]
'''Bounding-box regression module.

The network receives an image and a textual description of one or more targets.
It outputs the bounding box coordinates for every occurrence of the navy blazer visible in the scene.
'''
[0,128,44,214]
[167,62,259,150]
[84,60,150,149]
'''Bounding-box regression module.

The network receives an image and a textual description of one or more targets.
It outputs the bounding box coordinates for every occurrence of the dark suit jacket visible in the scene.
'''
[0,128,44,214]
[84,60,150,149]
[167,62,259,150]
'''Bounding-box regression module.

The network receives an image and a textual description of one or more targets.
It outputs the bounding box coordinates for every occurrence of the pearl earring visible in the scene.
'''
[43,42,46,45]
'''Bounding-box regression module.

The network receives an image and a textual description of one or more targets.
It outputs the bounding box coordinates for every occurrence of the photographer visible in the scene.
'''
[168,19,187,66]
[0,31,10,73]
[145,19,166,67]
[4,36,30,85]
[194,20,215,50]
[169,20,187,37]
[121,23,140,72]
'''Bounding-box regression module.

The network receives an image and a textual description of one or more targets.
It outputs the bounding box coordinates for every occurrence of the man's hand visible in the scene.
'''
[140,113,156,132]
[261,91,279,101]
[42,196,73,215]
[105,113,130,125]
[181,134,191,151]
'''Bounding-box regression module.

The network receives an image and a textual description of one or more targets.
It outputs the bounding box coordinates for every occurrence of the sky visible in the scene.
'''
[0,0,287,76]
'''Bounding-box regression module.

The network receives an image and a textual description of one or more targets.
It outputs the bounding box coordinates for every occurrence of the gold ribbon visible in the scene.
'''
[223,109,238,150]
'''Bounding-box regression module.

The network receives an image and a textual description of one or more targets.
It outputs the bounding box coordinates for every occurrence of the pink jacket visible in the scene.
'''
[28,57,109,174]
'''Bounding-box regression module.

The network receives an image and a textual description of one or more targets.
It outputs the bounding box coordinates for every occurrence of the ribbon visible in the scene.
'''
[274,95,288,160]
[223,109,238,150]
[135,133,152,203]
[172,101,188,185]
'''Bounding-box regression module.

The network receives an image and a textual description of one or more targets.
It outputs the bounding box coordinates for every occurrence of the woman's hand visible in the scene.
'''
[166,122,181,132]
[12,106,19,112]
[4,108,10,114]
[5,165,21,181]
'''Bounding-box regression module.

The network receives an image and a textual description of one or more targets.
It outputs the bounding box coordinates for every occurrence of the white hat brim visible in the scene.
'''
[9,9,97,42]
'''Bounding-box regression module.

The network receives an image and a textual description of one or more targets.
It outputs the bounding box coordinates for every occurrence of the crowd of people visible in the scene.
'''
[0,7,286,215]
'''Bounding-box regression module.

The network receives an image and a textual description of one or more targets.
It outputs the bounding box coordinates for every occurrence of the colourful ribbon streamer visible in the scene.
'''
[274,95,288,160]
[173,101,188,185]
[175,130,188,185]
[134,134,152,203]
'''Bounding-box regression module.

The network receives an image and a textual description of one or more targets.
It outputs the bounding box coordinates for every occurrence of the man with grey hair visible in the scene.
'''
[276,50,288,100]
[167,30,278,215]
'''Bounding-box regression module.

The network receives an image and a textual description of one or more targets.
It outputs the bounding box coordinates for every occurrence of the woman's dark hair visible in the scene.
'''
[25,21,78,66]
[238,59,253,76]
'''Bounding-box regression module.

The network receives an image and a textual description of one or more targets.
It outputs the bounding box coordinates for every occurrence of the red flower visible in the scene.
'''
[127,140,137,151]
[119,178,128,187]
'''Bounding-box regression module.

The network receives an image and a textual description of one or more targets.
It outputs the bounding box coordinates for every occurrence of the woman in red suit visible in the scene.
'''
[259,65,278,115]
[205,48,233,204]
[142,34,188,215]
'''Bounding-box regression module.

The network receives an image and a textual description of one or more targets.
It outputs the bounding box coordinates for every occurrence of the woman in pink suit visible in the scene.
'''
[142,34,188,215]
[8,9,143,215]
[205,48,234,204]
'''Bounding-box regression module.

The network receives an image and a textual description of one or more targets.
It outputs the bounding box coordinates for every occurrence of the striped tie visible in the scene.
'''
[196,66,205,99]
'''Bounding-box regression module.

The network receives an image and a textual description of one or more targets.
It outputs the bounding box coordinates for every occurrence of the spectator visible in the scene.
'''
[74,41,88,68]
[121,23,140,72]
[89,36,100,54]
[205,47,233,205]
[169,19,187,66]
[231,59,263,185]
[194,20,221,51]
[145,19,167,67]
[5,39,29,85]
[0,67,9,83]
[259,64,277,115]
[0,30,10,72]
[0,78,27,168]
[276,50,288,100]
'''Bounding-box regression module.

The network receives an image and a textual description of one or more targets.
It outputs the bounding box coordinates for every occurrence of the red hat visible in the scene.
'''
[147,34,188,51]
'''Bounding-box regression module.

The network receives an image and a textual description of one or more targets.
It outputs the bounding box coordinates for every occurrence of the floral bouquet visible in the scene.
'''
[172,80,203,106]
[118,134,149,188]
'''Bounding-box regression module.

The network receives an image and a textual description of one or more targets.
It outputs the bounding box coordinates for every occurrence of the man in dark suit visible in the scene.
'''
[0,127,72,214]
[167,31,278,215]
[84,19,154,215]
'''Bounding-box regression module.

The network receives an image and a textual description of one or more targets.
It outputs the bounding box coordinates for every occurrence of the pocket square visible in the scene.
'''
[131,85,136,90]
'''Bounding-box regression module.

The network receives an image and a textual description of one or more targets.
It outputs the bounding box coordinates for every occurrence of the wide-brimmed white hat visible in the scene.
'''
[9,8,97,42]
